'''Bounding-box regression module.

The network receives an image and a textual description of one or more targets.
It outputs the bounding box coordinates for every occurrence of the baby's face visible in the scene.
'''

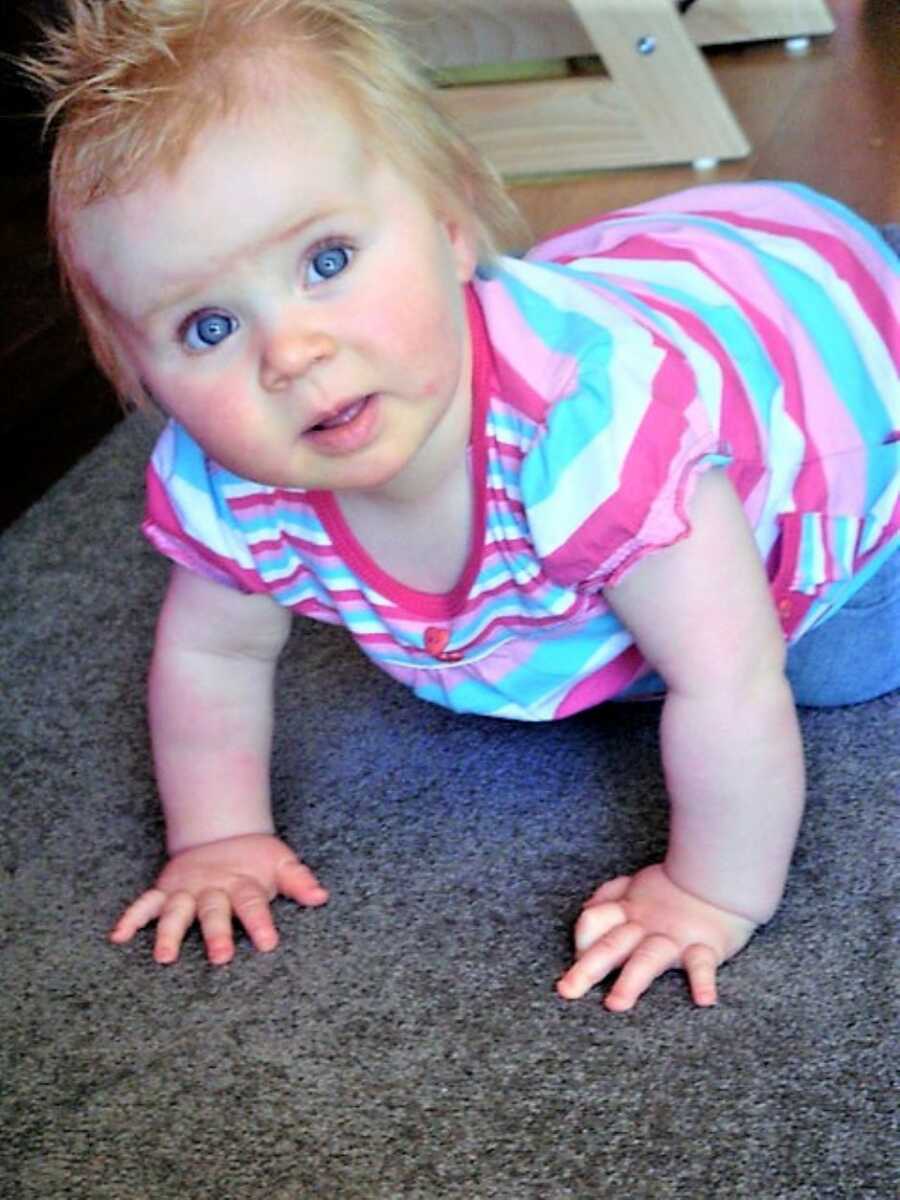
[68,78,477,496]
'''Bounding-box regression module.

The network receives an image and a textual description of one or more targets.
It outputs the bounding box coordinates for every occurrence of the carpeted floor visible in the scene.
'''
[2,413,898,1200]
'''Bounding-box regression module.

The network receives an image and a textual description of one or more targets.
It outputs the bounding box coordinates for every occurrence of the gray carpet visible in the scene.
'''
[2,413,898,1200]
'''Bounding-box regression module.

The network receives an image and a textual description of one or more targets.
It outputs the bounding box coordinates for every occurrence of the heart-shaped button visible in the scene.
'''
[424,626,450,657]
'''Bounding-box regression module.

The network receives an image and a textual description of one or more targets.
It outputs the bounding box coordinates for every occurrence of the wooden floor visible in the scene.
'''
[1,0,897,528]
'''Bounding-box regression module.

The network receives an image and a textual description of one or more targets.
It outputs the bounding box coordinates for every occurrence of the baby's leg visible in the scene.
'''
[786,548,900,706]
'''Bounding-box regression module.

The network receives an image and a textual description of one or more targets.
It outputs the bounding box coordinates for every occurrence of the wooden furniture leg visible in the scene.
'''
[430,0,751,175]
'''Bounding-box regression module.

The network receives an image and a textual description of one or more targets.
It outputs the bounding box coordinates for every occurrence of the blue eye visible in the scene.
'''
[307,244,352,284]
[183,310,238,350]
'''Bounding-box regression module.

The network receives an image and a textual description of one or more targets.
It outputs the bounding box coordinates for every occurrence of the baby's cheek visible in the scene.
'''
[396,292,467,367]
[162,376,248,445]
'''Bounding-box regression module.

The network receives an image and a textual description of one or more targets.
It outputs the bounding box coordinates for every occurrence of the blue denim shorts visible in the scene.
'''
[784,543,900,706]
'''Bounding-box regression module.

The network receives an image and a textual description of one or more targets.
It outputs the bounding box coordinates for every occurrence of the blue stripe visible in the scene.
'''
[233,507,322,540]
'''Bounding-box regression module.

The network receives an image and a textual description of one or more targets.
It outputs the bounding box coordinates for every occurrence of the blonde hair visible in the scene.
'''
[20,0,525,405]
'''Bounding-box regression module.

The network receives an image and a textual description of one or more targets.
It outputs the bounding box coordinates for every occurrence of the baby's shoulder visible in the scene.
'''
[472,254,645,424]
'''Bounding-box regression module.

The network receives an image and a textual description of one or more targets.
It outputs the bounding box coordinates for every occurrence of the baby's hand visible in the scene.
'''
[556,864,758,1011]
[109,833,328,965]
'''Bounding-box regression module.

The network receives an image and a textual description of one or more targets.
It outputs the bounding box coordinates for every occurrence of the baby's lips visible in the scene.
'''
[305,395,369,432]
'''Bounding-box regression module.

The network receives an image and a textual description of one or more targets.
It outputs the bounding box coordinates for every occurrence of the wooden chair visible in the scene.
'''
[390,0,836,175]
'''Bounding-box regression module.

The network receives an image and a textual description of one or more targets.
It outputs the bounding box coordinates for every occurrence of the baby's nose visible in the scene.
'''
[261,322,337,390]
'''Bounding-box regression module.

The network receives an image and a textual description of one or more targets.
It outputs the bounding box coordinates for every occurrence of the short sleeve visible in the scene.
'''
[522,330,729,591]
[142,421,270,594]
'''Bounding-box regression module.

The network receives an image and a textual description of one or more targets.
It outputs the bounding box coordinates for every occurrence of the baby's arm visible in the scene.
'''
[110,565,328,963]
[557,469,805,1009]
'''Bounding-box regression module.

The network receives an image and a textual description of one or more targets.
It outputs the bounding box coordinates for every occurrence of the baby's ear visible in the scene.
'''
[444,211,479,283]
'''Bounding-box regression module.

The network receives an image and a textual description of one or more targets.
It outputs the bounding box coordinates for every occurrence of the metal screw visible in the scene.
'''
[636,35,657,55]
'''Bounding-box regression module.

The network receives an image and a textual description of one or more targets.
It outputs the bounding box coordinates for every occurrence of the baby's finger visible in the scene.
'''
[196,887,237,965]
[230,879,279,954]
[153,889,199,964]
[276,857,329,907]
[109,888,168,943]
[583,876,632,908]
[603,934,680,1012]
[683,943,719,1007]
[573,900,628,954]
[557,920,645,1000]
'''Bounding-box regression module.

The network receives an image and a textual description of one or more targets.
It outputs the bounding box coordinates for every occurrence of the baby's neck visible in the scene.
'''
[337,448,473,594]
[335,346,475,590]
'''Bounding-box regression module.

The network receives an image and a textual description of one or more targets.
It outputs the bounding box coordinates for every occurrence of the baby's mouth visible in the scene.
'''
[301,393,381,454]
[308,396,370,432]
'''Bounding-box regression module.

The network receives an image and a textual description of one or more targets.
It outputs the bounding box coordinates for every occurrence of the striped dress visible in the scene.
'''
[144,182,900,721]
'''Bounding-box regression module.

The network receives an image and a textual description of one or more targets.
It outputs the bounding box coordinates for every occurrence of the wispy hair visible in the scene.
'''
[19,0,524,405]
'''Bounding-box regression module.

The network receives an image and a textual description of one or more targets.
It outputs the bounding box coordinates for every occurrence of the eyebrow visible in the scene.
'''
[137,208,345,323]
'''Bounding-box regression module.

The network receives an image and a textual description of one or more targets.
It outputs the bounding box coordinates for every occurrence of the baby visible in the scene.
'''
[23,0,899,1011]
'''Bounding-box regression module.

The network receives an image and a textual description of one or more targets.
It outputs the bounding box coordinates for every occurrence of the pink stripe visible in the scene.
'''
[247,546,330,596]
[485,490,526,517]
[460,583,580,633]
[455,577,561,630]
[481,534,533,560]
[486,436,527,464]
[554,647,647,718]
[465,605,584,652]
[621,279,764,470]
[290,598,342,623]
[230,490,291,515]
[258,533,343,562]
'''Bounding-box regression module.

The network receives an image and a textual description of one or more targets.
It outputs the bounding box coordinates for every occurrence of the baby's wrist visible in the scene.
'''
[661,859,776,926]
[167,824,277,857]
